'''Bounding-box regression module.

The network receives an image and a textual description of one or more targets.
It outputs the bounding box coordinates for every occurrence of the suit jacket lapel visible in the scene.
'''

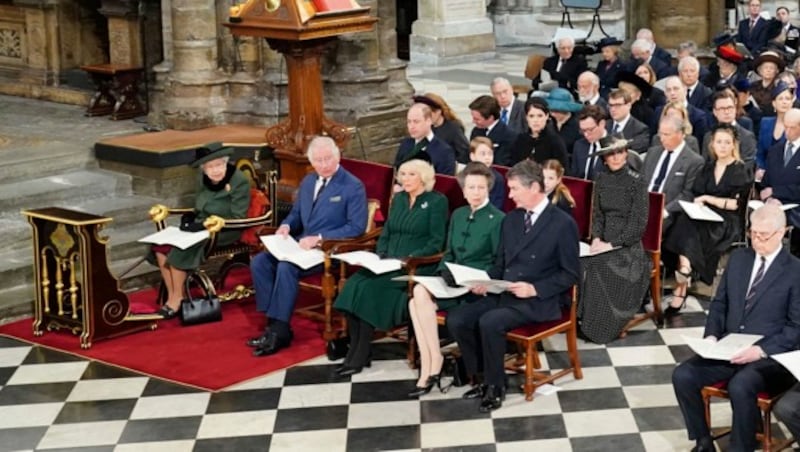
[663,150,688,189]
[744,249,789,315]
[507,205,553,262]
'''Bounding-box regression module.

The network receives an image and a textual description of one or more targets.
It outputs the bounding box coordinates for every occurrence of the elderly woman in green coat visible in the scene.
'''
[334,158,448,376]
[150,142,250,319]
[408,162,504,397]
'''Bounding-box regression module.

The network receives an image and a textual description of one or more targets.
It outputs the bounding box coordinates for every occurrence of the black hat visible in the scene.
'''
[191,142,234,167]
[597,36,623,49]
[771,80,793,99]
[588,136,631,158]
[616,71,652,98]
[712,32,736,48]
[412,95,442,110]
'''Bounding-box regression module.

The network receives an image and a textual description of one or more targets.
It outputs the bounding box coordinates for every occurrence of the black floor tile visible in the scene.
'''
[283,364,344,386]
[424,444,497,452]
[570,433,646,452]
[53,399,138,424]
[206,388,281,413]
[493,414,567,442]
[346,425,420,451]
[669,344,697,363]
[118,416,203,443]
[0,336,27,348]
[371,342,409,361]
[22,346,83,364]
[632,406,687,432]
[140,378,202,397]
[273,405,348,433]
[0,426,47,452]
[605,329,665,347]
[0,367,14,386]
[664,311,708,329]
[546,349,612,369]
[616,364,677,386]
[420,398,490,423]
[0,382,75,405]
[193,435,271,452]
[80,362,141,380]
[558,387,629,412]
[38,446,115,452]
[350,380,419,404]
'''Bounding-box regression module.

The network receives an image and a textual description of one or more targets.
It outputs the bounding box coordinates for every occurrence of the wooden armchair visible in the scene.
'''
[148,160,274,302]
[622,191,665,334]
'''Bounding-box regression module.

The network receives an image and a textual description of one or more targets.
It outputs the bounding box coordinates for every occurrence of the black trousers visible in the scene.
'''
[774,383,800,440]
[672,355,795,452]
[344,313,374,368]
[446,296,536,388]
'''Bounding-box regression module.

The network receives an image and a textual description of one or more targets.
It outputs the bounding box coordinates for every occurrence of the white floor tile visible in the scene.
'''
[196,410,277,438]
[0,346,32,367]
[223,369,286,391]
[659,327,706,346]
[420,419,495,448]
[607,346,678,366]
[114,440,196,452]
[347,400,420,429]
[7,362,88,385]
[350,359,418,383]
[640,429,695,452]
[129,393,211,419]
[623,384,678,408]
[496,438,573,451]
[0,402,63,428]
[553,366,621,390]
[562,408,639,437]
[37,420,126,449]
[491,390,563,418]
[67,377,149,402]
[277,382,351,409]
[269,429,347,452]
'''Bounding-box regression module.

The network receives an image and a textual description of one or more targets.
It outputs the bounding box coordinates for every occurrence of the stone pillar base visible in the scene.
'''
[410,14,496,65]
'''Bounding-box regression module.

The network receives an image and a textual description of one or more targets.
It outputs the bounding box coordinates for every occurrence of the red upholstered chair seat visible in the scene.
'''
[341,158,394,224]
[492,165,516,213]
[508,307,571,337]
[706,380,773,401]
[562,176,593,240]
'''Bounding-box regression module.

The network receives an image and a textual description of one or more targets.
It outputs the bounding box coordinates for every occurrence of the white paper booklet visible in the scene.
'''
[679,200,724,222]
[138,226,210,250]
[260,235,325,270]
[332,251,403,274]
[444,262,511,294]
[747,200,799,211]
[772,350,800,381]
[682,333,763,361]
[391,275,470,299]
[579,242,620,257]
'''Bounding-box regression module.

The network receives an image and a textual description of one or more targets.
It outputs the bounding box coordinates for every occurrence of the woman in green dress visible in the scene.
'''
[334,159,448,376]
[408,162,504,397]
[150,142,250,318]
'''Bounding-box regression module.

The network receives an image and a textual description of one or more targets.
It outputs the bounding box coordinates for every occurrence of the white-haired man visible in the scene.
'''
[537,36,587,95]
[630,38,674,80]
[577,71,608,112]
[490,77,528,134]
[679,56,712,111]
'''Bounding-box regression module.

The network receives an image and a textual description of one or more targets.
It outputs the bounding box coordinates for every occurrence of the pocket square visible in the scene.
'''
[330,195,342,202]
[674,172,685,176]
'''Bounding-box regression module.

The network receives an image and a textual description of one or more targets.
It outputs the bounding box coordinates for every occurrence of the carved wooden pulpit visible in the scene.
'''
[225,0,377,199]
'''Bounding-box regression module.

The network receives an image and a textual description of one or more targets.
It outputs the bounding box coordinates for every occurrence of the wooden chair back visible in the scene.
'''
[562,176,593,240]
[492,165,516,213]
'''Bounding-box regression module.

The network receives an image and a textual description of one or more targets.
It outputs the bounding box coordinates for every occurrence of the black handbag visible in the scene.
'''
[180,274,222,326]
[326,337,350,361]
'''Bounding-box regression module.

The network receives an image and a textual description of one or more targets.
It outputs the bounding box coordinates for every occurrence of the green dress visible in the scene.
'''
[436,202,504,310]
[334,190,448,330]
[151,166,250,271]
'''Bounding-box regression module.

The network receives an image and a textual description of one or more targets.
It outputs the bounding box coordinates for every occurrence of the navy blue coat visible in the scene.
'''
[470,121,520,167]
[652,103,709,146]
[762,139,800,227]
[395,136,456,176]
[737,17,770,53]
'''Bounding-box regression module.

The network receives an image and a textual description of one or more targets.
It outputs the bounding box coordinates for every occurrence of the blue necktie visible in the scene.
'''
[500,108,509,125]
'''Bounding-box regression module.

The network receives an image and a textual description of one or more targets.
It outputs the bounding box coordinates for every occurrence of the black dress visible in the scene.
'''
[578,165,650,344]
[509,122,568,167]
[662,160,752,284]
[433,119,470,164]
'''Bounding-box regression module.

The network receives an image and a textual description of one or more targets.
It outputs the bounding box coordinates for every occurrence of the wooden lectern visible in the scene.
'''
[225,0,377,199]
[22,208,158,348]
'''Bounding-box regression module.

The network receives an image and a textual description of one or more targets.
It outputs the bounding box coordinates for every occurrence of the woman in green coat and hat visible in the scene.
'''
[150,142,250,318]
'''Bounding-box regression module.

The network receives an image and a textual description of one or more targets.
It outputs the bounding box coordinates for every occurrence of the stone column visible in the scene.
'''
[511,0,533,14]
[410,0,496,65]
[491,0,510,15]
[98,0,142,66]
[15,0,61,85]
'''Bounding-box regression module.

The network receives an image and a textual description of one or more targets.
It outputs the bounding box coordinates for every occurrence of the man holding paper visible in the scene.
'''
[248,136,367,356]
[672,205,800,452]
[447,160,580,412]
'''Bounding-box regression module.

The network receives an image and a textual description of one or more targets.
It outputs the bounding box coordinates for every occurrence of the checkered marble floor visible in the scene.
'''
[0,50,795,451]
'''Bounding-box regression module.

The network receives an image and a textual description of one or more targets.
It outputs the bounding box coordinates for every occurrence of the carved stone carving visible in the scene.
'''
[0,27,22,59]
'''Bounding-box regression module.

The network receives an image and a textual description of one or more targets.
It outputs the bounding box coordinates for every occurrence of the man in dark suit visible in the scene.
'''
[570,105,609,180]
[606,88,650,154]
[643,116,704,230]
[774,383,800,444]
[249,136,368,356]
[491,77,528,135]
[535,35,588,95]
[576,71,608,112]
[776,6,800,54]
[672,204,800,452]
[395,103,456,175]
[447,160,580,412]
[630,38,674,80]
[703,45,747,89]
[679,56,713,112]
[759,108,800,255]
[737,0,770,54]
[703,91,757,168]
[469,95,520,167]
[636,28,673,67]
[652,76,709,146]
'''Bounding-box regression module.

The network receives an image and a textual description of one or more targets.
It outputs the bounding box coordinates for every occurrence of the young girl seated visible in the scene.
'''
[468,137,506,210]
[542,159,575,215]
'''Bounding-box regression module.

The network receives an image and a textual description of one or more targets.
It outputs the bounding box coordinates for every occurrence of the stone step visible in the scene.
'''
[0,137,95,184]
[0,169,131,214]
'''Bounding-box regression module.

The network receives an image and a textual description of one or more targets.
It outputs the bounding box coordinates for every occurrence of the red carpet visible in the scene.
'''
[0,276,327,392]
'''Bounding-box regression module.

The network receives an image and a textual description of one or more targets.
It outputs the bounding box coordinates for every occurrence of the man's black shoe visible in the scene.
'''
[478,385,505,413]
[252,331,291,357]
[462,384,486,400]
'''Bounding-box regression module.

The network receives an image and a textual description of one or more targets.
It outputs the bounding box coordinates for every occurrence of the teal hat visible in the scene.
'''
[545,88,583,113]
[191,142,234,167]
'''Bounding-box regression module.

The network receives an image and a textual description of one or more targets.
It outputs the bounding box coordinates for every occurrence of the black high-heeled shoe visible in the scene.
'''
[664,295,686,317]
[158,305,179,320]
[408,372,443,398]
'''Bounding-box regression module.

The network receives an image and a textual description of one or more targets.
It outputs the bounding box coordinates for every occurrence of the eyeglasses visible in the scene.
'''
[714,105,736,112]
[580,124,600,135]
[749,228,783,241]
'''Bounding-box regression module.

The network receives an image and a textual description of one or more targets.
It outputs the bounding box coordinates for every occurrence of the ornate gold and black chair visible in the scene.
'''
[148,159,274,303]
